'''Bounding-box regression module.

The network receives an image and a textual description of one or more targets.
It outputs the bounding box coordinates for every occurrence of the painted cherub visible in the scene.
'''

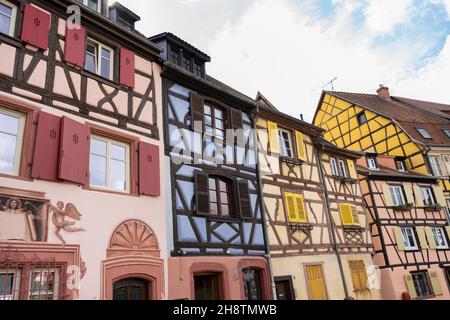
[50,201,86,245]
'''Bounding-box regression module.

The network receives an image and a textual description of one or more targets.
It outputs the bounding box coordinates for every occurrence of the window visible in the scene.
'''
[395,159,406,172]
[194,61,203,77]
[278,129,293,158]
[432,227,449,249]
[429,156,444,177]
[0,270,20,300]
[208,176,234,218]
[89,135,130,193]
[243,269,262,300]
[390,185,406,206]
[28,269,60,300]
[194,273,222,300]
[0,107,25,176]
[182,55,193,72]
[169,46,180,65]
[330,157,339,176]
[284,192,307,224]
[85,39,114,80]
[411,271,432,297]
[421,187,436,206]
[339,203,360,227]
[113,278,149,300]
[349,260,368,292]
[366,156,378,170]
[0,0,17,37]
[77,0,100,12]
[204,104,225,139]
[443,129,450,139]
[401,227,419,251]
[338,159,348,177]
[357,112,367,125]
[416,128,432,139]
[305,265,328,300]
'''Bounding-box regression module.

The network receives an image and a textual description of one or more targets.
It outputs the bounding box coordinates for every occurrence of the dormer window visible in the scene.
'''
[357,112,368,125]
[395,158,406,172]
[169,47,181,65]
[443,129,450,139]
[278,129,294,158]
[367,156,378,170]
[77,0,100,12]
[416,128,432,139]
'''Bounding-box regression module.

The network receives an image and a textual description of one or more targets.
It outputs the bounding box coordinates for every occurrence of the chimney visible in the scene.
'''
[377,85,391,101]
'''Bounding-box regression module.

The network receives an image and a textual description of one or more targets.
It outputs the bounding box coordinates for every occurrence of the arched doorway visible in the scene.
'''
[113,278,150,300]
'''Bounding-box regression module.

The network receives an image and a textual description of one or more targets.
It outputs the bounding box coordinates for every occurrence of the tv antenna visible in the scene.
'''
[322,77,338,90]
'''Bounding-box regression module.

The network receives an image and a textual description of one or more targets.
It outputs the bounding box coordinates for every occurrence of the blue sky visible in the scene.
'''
[120,0,450,121]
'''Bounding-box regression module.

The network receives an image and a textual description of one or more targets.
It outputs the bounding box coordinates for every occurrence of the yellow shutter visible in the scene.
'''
[404,185,415,205]
[446,226,450,241]
[413,185,424,207]
[339,204,354,226]
[394,227,405,251]
[295,131,306,162]
[428,270,443,296]
[295,194,308,223]
[267,121,279,154]
[351,205,360,226]
[432,186,447,207]
[347,159,358,180]
[404,274,417,299]
[285,193,298,223]
[305,265,328,300]
[416,227,429,249]
[425,227,437,250]
[383,185,393,207]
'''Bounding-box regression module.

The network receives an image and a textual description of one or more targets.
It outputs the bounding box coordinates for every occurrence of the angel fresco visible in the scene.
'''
[50,202,86,245]
[0,197,40,242]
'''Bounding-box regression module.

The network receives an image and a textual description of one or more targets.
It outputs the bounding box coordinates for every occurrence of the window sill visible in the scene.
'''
[0,33,23,48]
[280,157,304,166]
[288,223,312,232]
[0,173,33,182]
[335,176,357,184]
[207,216,245,223]
[414,295,436,301]
[82,185,139,198]
[343,225,364,232]
[80,69,121,89]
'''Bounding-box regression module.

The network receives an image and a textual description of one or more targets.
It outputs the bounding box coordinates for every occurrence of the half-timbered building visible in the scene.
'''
[151,33,272,300]
[256,95,378,300]
[0,0,167,300]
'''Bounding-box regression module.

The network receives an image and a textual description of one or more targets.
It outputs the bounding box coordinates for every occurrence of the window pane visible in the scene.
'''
[221,205,229,217]
[210,203,218,215]
[215,110,223,120]
[100,57,111,78]
[0,112,20,135]
[89,154,106,188]
[111,144,126,161]
[90,138,107,156]
[0,132,17,174]
[209,190,217,202]
[209,178,216,190]
[0,273,14,299]
[0,3,13,16]
[101,47,111,60]
[0,11,11,35]
[87,0,99,11]
[85,53,96,73]
[204,106,211,115]
[205,115,212,127]
[110,159,126,191]
[220,192,229,204]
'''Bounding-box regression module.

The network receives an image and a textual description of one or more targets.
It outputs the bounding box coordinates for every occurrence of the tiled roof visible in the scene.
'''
[149,32,211,62]
[327,91,450,146]
[357,165,437,181]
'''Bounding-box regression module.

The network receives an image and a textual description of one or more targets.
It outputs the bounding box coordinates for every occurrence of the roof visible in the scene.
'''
[149,32,211,62]
[315,137,363,159]
[109,2,141,22]
[326,91,450,146]
[395,96,450,121]
[357,164,438,182]
[255,92,278,110]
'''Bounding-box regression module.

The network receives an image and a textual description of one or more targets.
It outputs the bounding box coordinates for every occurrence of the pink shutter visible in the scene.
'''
[120,48,135,88]
[139,142,160,196]
[21,4,51,50]
[59,117,89,185]
[64,26,86,68]
[31,112,62,181]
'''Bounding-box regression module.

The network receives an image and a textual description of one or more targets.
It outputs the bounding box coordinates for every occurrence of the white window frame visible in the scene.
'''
[416,128,432,139]
[432,227,449,249]
[89,135,130,193]
[330,157,339,176]
[390,185,406,206]
[429,156,444,177]
[401,227,419,251]
[278,129,294,158]
[396,160,406,172]
[421,187,436,206]
[0,269,21,300]
[0,0,17,37]
[78,0,101,12]
[86,38,114,80]
[28,268,60,301]
[0,106,26,176]
[367,157,378,170]
[338,159,348,177]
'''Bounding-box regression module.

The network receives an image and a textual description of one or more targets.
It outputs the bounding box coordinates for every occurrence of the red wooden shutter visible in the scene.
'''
[139,142,160,196]
[64,26,86,68]
[59,117,89,185]
[120,48,135,88]
[190,92,204,130]
[21,4,51,50]
[195,171,210,216]
[31,112,62,181]
[238,180,253,219]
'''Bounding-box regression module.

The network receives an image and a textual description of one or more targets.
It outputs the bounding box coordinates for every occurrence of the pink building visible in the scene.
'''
[0,0,167,300]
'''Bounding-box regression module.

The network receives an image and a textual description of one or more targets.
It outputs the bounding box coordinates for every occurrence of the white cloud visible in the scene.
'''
[363,0,413,35]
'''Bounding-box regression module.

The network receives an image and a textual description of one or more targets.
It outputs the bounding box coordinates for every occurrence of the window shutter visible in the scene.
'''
[285,193,298,223]
[230,109,243,130]
[347,159,358,180]
[394,227,405,251]
[446,226,450,242]
[295,131,306,161]
[194,171,210,216]
[404,274,417,299]
[238,180,252,220]
[190,93,204,131]
[31,112,62,181]
[267,121,279,154]
[138,142,160,197]
[58,117,89,185]
[432,186,447,207]
[413,185,424,207]
[416,227,429,249]
[339,204,353,226]
[425,227,437,250]
[404,185,415,205]
[120,48,135,88]
[428,270,443,296]
[383,185,393,207]
[64,26,86,68]
[295,194,307,223]
[21,4,51,50]
[350,205,360,226]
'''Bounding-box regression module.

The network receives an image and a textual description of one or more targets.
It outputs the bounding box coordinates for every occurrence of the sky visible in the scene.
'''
[119,0,450,121]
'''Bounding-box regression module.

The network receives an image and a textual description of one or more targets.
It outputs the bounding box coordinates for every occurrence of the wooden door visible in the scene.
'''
[194,273,222,300]
[305,265,328,300]
[275,278,294,300]
[113,278,149,300]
